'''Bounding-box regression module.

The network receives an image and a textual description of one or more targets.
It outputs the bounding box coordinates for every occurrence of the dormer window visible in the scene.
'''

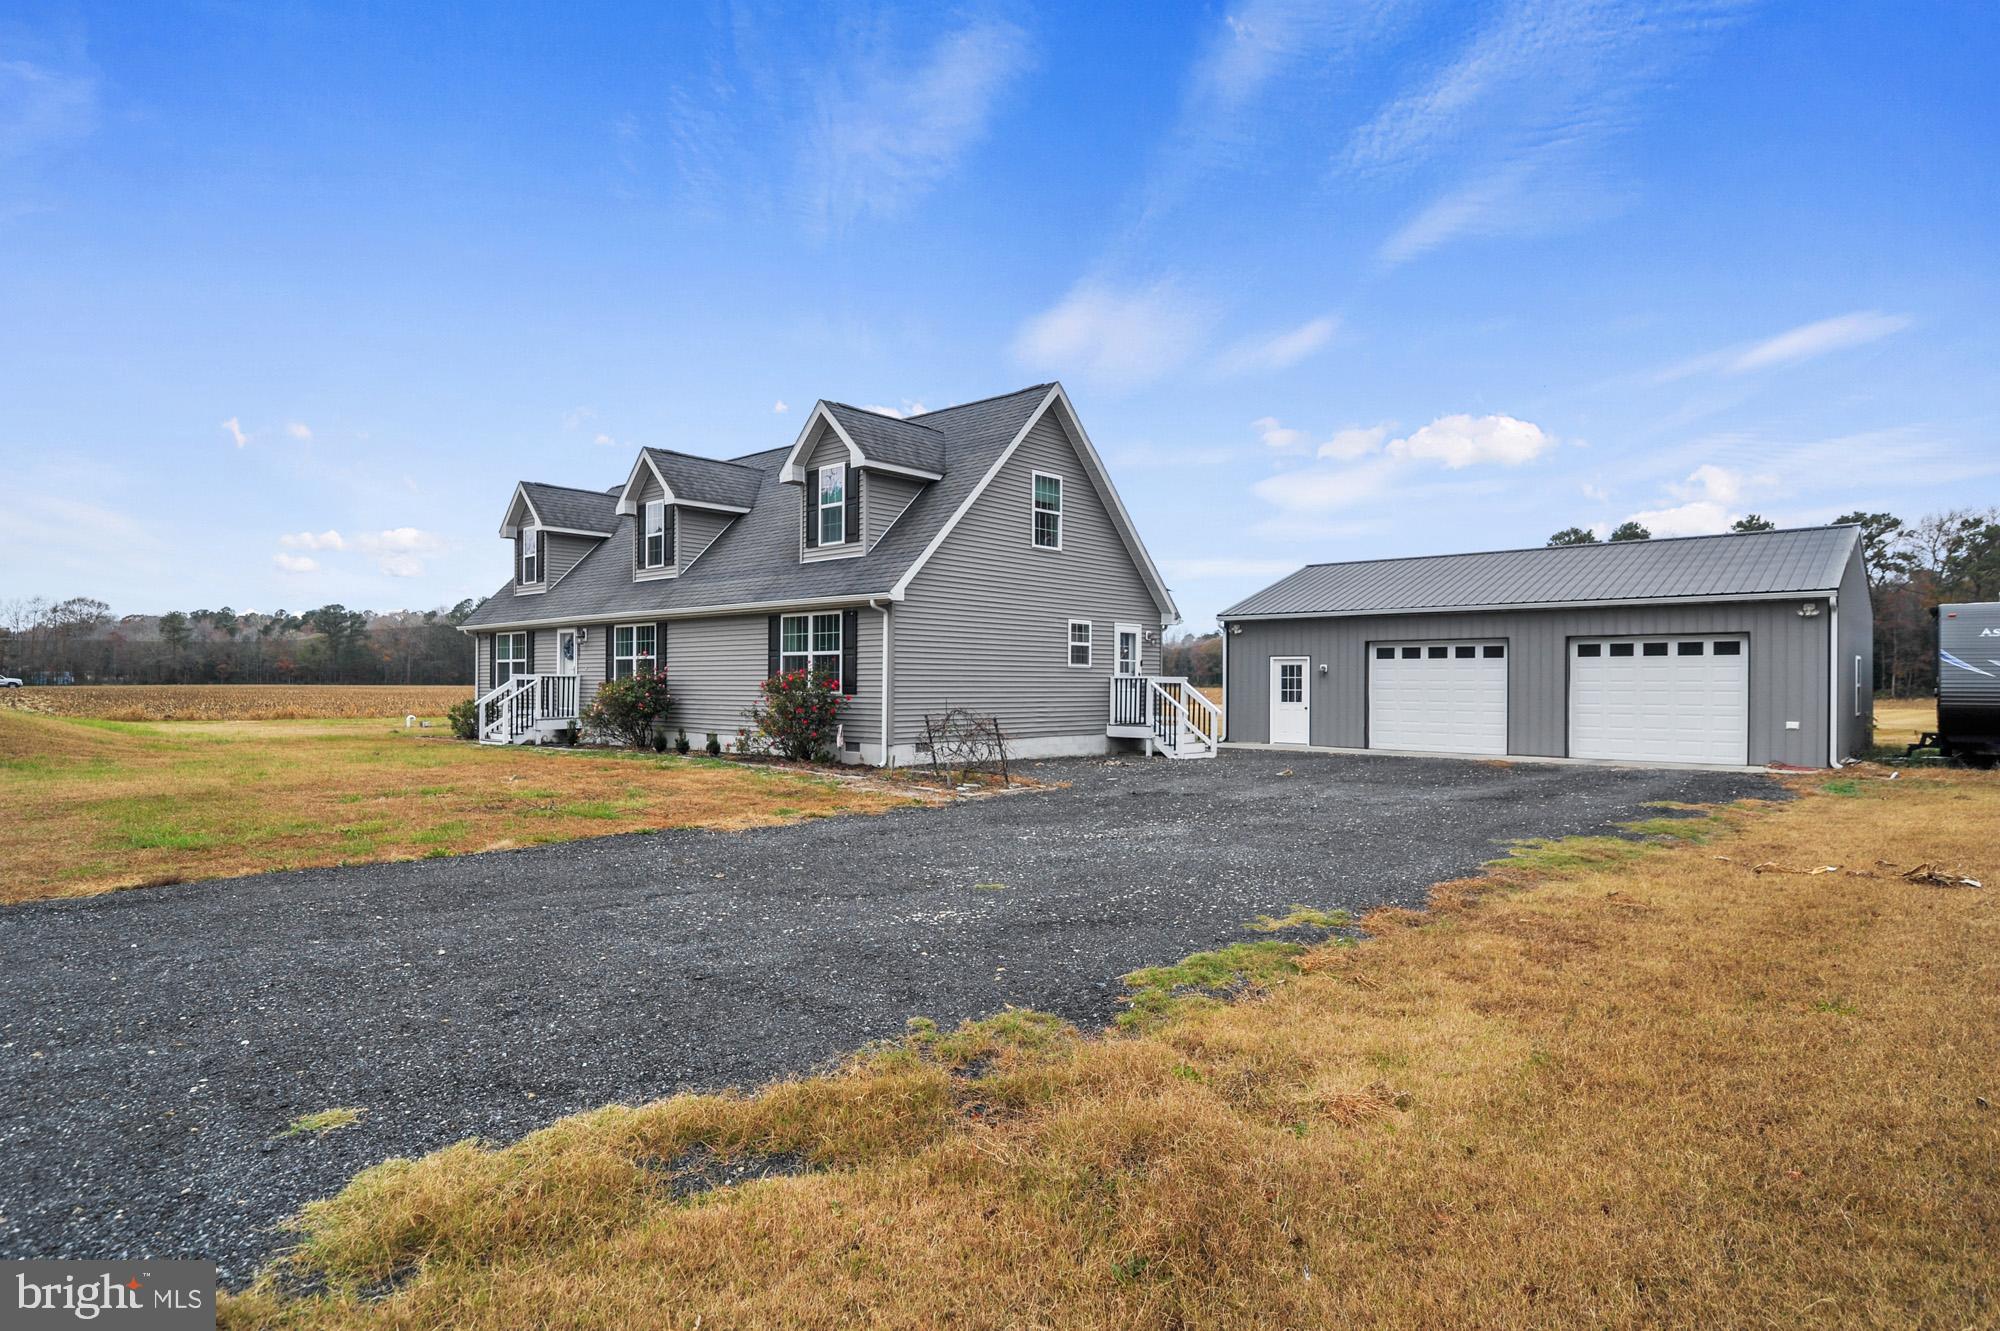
[520,527,541,583]
[644,500,668,568]
[818,464,846,545]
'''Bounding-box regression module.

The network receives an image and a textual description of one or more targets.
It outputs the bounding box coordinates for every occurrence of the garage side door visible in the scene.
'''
[1368,641,1508,755]
[1569,636,1748,765]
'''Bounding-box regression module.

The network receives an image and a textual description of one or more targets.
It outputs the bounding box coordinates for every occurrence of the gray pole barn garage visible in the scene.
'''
[1218,525,1872,769]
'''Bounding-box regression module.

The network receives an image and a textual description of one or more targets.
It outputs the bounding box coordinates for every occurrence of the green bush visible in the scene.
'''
[447,698,479,741]
[582,671,675,748]
[747,668,847,761]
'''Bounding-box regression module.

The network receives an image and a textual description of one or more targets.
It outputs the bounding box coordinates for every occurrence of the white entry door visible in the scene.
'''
[1116,624,1141,675]
[556,629,578,676]
[1269,656,1310,745]
[1368,641,1508,755]
[1569,636,1748,765]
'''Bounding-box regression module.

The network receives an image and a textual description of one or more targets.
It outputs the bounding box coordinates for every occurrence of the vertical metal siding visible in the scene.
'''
[1834,547,1873,758]
[1224,598,1832,766]
[894,410,1164,744]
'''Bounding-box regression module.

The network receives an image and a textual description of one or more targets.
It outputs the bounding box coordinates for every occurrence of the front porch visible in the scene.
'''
[477,673,581,744]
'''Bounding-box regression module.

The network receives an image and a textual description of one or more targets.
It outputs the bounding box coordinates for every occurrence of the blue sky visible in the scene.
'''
[3,1,1996,628]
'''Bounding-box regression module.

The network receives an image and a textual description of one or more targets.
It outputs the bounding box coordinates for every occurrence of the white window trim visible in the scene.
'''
[520,527,541,585]
[779,611,845,691]
[818,463,847,547]
[1067,618,1092,669]
[1032,470,1063,551]
[643,500,668,569]
[494,631,528,684]
[611,622,658,679]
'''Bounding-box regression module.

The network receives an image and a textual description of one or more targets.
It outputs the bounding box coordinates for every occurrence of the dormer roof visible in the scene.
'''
[779,400,957,483]
[500,482,619,538]
[615,448,764,515]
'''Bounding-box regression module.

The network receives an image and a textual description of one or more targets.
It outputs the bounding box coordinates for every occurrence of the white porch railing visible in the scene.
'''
[476,673,580,744]
[1108,675,1220,759]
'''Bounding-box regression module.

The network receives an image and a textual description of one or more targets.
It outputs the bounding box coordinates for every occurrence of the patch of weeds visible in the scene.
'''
[1170,1062,1207,1084]
[1118,941,1306,1033]
[1618,814,1724,844]
[556,800,633,821]
[1110,1255,1154,1284]
[411,820,469,846]
[281,1107,365,1138]
[1248,904,1351,933]
[1820,779,1864,797]
[973,882,1009,893]
[115,822,214,852]
[1811,996,1858,1015]
[512,787,560,800]
[1492,835,1657,875]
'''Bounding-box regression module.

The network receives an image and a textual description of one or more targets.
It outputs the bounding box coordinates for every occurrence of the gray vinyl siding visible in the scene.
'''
[475,633,491,690]
[677,509,734,569]
[804,424,849,471]
[659,610,880,753]
[577,625,606,711]
[1224,598,1834,767]
[866,473,925,549]
[1835,545,1873,757]
[893,410,1164,744]
[545,533,596,587]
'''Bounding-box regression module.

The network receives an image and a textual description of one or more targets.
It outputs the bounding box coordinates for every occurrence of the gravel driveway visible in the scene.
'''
[0,749,1775,1282]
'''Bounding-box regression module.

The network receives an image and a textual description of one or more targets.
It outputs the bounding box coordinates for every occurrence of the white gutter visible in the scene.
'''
[1218,589,1836,622]
[457,591,893,634]
[1218,617,1229,742]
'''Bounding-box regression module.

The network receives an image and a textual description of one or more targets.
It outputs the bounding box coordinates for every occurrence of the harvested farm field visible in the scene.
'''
[0,683,471,721]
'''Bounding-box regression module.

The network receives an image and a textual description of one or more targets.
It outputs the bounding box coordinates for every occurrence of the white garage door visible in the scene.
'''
[1368,641,1508,755]
[1569,636,1748,765]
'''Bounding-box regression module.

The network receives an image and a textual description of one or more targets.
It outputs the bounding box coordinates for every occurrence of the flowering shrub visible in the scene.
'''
[748,668,847,761]
[582,670,674,748]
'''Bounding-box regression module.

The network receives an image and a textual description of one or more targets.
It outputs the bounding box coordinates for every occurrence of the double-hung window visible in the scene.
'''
[644,500,667,568]
[1067,619,1092,668]
[520,527,540,583]
[494,632,527,685]
[1032,473,1062,549]
[818,464,846,546]
[780,612,843,691]
[612,624,657,678]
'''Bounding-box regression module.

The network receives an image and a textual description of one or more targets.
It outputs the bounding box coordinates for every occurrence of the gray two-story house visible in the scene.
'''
[462,383,1215,763]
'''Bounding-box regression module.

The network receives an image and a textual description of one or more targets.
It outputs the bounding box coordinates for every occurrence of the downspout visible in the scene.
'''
[1219,617,1229,743]
[868,597,891,766]
[1827,592,1840,767]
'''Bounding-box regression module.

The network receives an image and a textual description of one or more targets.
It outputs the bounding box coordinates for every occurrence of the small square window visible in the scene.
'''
[1427,646,1447,659]
[1577,643,1602,657]
[1642,642,1668,657]
[1713,640,1741,656]
[1376,646,1394,660]
[1483,645,1505,659]
[1401,646,1421,659]
[1454,645,1475,659]
[1677,641,1704,656]
[1609,643,1635,657]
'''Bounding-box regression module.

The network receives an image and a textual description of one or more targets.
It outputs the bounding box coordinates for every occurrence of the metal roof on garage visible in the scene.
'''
[1220,525,1862,619]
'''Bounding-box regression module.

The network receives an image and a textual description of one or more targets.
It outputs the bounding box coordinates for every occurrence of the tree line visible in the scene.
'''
[0,597,486,685]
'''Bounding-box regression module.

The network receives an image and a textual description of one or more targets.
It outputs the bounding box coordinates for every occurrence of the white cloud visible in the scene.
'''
[1319,424,1390,461]
[272,553,319,574]
[285,421,312,442]
[1161,556,1302,580]
[1012,281,1209,389]
[772,400,789,414]
[593,432,617,447]
[1624,500,1732,538]
[222,417,249,449]
[1215,315,1339,375]
[1385,414,1554,468]
[1254,416,1310,454]
[355,527,446,578]
[562,406,596,430]
[1673,463,1746,504]
[1729,311,1912,374]
[858,400,928,419]
[279,530,346,551]
[1252,457,1400,513]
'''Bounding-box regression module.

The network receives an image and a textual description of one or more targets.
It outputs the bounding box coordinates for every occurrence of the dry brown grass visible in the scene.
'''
[1197,684,1222,707]
[0,684,472,721]
[1873,696,1938,748]
[221,767,1999,1330]
[0,712,918,905]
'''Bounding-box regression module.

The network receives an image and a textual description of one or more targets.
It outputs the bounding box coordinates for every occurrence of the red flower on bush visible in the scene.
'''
[748,668,848,761]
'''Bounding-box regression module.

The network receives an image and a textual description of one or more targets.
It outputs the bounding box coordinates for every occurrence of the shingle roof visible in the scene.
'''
[1221,526,1863,619]
[463,384,1056,628]
[821,403,946,475]
[640,448,764,510]
[520,482,618,534]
